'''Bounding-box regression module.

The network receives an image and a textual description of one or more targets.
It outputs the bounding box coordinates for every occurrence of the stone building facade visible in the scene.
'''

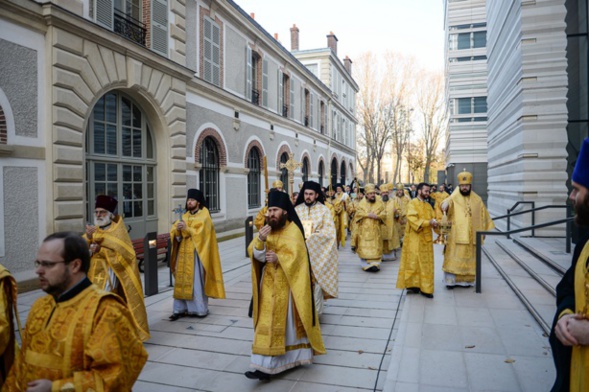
[0,0,357,282]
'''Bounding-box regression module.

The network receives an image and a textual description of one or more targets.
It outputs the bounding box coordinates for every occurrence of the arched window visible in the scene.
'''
[200,137,220,212]
[302,157,310,183]
[331,158,338,187]
[85,91,157,238]
[280,152,289,194]
[340,161,346,185]
[318,160,324,186]
[247,148,261,208]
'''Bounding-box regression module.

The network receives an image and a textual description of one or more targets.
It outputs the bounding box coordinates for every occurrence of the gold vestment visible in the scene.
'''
[396,198,437,294]
[355,198,386,262]
[84,216,150,342]
[332,193,347,248]
[442,189,494,282]
[248,221,325,357]
[254,206,268,231]
[381,198,401,253]
[0,265,19,389]
[3,282,147,391]
[170,207,226,301]
[570,241,589,391]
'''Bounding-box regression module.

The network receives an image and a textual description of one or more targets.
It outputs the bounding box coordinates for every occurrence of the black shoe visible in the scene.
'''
[366,266,379,272]
[188,312,208,318]
[420,292,434,298]
[445,285,455,290]
[169,312,186,321]
[245,370,270,381]
[407,287,420,294]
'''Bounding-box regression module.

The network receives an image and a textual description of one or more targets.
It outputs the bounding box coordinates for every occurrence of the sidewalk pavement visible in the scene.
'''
[16,235,557,391]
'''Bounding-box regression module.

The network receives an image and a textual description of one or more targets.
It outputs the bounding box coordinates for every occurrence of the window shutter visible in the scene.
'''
[278,70,283,113]
[95,0,113,29]
[290,80,294,119]
[310,93,314,128]
[262,58,268,107]
[300,86,304,122]
[212,21,220,86]
[203,17,213,83]
[151,0,168,56]
[246,47,252,101]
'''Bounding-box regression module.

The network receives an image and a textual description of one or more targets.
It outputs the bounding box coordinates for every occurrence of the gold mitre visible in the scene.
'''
[380,183,391,192]
[272,180,284,188]
[396,183,404,190]
[458,169,473,185]
[364,183,376,193]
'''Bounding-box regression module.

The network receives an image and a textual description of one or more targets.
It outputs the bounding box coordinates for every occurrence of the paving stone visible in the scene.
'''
[464,352,521,391]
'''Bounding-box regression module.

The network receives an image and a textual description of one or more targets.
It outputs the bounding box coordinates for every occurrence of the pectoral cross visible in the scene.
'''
[279,153,302,197]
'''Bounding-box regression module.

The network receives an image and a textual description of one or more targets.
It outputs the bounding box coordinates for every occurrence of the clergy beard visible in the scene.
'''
[574,192,589,226]
[304,200,316,207]
[460,189,471,196]
[367,197,376,204]
[43,267,72,297]
[94,215,112,227]
[382,195,389,202]
[268,213,288,230]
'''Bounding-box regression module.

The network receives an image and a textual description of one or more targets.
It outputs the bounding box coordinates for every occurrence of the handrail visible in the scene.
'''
[475,217,574,293]
[492,204,569,240]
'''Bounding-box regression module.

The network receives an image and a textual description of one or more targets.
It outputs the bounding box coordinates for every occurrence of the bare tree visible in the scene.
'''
[415,71,447,183]
[355,52,416,184]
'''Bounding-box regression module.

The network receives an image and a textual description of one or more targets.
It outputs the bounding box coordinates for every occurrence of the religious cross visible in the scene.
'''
[279,153,302,197]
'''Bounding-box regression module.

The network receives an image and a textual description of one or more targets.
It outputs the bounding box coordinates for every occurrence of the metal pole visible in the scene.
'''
[143,232,158,296]
[531,202,536,237]
[245,216,253,257]
[476,231,482,293]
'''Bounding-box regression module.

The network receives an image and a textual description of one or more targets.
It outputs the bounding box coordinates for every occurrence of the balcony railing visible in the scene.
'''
[304,116,309,127]
[282,104,288,117]
[251,89,260,105]
[320,125,324,134]
[114,10,146,46]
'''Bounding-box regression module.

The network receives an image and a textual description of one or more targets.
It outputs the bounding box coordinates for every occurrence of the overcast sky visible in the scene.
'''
[233,0,445,72]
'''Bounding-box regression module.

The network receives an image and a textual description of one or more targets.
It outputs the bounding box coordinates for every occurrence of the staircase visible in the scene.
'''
[481,236,572,335]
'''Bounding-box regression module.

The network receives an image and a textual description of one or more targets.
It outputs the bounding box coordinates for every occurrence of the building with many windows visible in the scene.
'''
[444,0,586,236]
[443,0,489,202]
[0,0,357,283]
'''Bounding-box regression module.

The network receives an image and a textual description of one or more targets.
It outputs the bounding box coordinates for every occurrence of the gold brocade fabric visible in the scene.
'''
[354,198,386,261]
[381,198,401,253]
[347,199,361,248]
[571,241,589,391]
[332,194,347,248]
[442,190,495,279]
[295,203,339,298]
[248,221,325,357]
[84,216,150,342]
[396,198,437,294]
[0,265,19,389]
[393,194,410,238]
[3,285,147,392]
[254,206,268,231]
[170,208,226,301]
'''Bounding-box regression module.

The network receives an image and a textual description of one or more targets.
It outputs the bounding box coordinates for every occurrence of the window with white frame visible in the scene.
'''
[203,16,221,86]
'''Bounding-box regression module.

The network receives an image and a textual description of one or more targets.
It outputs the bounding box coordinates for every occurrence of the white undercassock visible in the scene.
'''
[295,201,339,315]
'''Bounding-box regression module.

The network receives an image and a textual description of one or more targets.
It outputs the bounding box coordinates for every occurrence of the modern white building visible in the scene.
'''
[0,0,357,284]
[444,0,585,237]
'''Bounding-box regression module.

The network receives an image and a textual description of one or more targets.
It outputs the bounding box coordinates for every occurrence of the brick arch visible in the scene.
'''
[330,153,339,182]
[0,105,6,144]
[300,152,311,180]
[244,140,264,167]
[194,128,228,166]
[349,162,355,178]
[275,144,292,170]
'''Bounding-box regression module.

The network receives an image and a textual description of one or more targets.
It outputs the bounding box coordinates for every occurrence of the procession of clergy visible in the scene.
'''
[0,169,495,390]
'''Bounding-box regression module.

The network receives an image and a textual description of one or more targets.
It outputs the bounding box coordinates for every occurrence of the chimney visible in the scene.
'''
[250,12,255,19]
[274,33,279,41]
[290,24,299,51]
[327,32,338,55]
[344,56,352,74]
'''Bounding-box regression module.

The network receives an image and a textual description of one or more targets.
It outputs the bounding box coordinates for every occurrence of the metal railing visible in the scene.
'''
[282,104,288,117]
[114,10,146,46]
[475,216,574,293]
[251,89,260,105]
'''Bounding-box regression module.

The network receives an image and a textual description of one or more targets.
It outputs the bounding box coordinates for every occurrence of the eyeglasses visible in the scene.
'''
[34,260,67,269]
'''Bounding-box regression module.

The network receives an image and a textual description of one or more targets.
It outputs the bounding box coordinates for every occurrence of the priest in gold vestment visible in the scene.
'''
[347,189,364,252]
[396,182,439,298]
[84,195,150,341]
[380,184,401,261]
[393,183,410,243]
[0,264,20,389]
[4,232,147,391]
[295,181,339,316]
[254,180,284,230]
[550,137,589,392]
[441,171,494,288]
[169,189,226,320]
[355,184,386,272]
[246,191,325,381]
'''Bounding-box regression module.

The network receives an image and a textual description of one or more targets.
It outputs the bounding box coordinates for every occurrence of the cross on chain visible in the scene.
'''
[279,153,302,196]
